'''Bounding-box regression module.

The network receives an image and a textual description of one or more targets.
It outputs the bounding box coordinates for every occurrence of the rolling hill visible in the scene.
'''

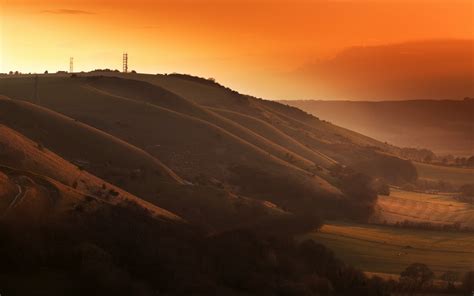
[0,123,182,221]
[0,73,423,217]
[0,94,291,232]
[0,75,351,216]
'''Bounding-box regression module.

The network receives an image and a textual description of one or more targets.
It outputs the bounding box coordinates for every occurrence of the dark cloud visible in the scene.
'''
[297,39,474,100]
[41,9,95,15]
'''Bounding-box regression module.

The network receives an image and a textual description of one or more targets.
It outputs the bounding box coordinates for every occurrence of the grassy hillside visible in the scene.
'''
[142,73,394,150]
[141,73,417,169]
[0,75,348,217]
[0,73,427,222]
[79,72,398,159]
[0,164,105,221]
[209,107,336,167]
[0,94,186,199]
[0,97,292,231]
[0,124,182,221]
[86,76,325,172]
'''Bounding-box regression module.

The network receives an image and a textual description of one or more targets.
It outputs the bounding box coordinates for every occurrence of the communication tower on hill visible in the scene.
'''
[69,57,74,73]
[123,53,128,73]
[34,75,39,104]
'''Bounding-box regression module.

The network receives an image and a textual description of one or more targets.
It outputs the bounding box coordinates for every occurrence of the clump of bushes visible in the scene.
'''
[391,220,470,232]
[352,154,418,185]
[459,184,474,203]
[414,179,454,192]
[371,178,390,195]
[330,165,378,222]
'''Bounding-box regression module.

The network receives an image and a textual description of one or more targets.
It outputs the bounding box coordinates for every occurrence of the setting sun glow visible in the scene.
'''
[1,0,473,99]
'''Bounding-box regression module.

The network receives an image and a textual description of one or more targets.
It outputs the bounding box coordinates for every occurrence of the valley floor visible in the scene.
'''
[304,186,474,278]
[304,221,474,276]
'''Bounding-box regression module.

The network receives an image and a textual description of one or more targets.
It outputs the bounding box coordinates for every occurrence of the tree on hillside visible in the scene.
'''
[338,170,378,221]
[441,271,459,290]
[352,154,418,185]
[467,156,474,167]
[455,157,467,166]
[339,171,377,202]
[372,178,390,196]
[423,155,432,163]
[400,263,434,290]
[463,271,474,294]
[460,184,474,197]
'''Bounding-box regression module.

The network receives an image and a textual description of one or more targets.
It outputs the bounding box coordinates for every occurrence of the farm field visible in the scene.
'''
[374,189,474,228]
[414,162,474,187]
[303,221,474,276]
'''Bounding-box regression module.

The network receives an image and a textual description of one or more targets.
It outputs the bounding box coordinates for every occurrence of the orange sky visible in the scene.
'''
[1,0,473,100]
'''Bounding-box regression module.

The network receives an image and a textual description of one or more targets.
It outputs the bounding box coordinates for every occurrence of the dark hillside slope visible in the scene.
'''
[209,107,336,168]
[74,72,410,181]
[0,124,183,221]
[0,95,184,199]
[87,76,325,171]
[0,95,292,231]
[0,77,343,218]
[137,73,413,181]
[140,73,397,153]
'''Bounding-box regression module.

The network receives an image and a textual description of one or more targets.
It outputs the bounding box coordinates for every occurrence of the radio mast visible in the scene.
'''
[34,75,39,104]
[123,53,128,73]
[69,57,74,73]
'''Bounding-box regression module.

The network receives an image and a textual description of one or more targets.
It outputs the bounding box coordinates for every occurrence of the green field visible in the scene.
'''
[414,162,474,187]
[303,221,474,276]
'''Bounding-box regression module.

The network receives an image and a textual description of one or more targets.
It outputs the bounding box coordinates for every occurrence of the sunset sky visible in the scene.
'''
[1,0,473,100]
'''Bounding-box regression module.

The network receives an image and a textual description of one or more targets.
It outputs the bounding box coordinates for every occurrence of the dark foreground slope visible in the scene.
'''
[0,112,388,296]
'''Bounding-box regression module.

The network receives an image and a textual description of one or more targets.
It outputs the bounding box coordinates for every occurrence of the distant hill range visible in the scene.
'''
[280,98,474,156]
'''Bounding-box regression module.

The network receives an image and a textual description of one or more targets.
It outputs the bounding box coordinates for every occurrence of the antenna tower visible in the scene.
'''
[69,57,74,73]
[123,53,128,73]
[34,75,39,104]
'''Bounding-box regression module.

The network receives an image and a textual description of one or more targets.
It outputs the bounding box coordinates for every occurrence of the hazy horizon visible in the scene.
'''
[1,0,473,101]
